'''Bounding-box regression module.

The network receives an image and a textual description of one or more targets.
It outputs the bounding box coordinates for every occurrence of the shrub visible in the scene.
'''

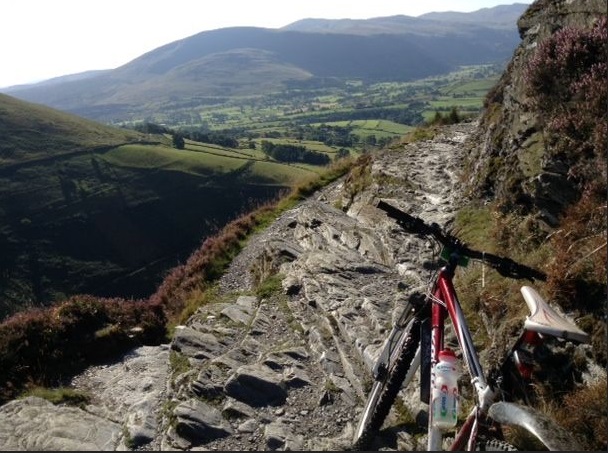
[22,386,90,408]
[553,380,608,451]
[545,182,607,315]
[523,15,607,333]
[255,274,284,300]
[524,17,607,189]
[148,203,275,323]
[428,107,463,126]
[0,295,166,404]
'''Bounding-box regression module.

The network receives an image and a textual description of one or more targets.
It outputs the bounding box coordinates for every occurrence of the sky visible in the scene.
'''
[0,0,534,89]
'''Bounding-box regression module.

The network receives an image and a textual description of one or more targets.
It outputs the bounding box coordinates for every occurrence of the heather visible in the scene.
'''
[524,16,607,189]
[0,295,166,404]
[523,16,607,313]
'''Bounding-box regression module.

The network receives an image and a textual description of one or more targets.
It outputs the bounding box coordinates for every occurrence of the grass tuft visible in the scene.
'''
[22,386,90,408]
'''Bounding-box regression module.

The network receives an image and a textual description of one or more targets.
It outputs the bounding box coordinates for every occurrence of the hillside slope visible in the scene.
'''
[0,93,144,164]
[0,118,602,450]
[0,121,483,451]
[284,3,527,34]
[0,95,299,319]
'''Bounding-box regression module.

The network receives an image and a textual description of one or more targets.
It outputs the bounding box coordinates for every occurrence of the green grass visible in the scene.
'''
[453,206,496,252]
[315,119,413,138]
[185,140,264,159]
[169,350,191,378]
[21,386,90,408]
[0,93,148,165]
[103,143,318,185]
[103,144,244,175]
[441,78,499,96]
[253,137,337,154]
[249,160,319,183]
[428,98,483,109]
[255,273,284,299]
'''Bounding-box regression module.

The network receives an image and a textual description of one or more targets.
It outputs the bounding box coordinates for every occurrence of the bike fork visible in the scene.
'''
[428,426,443,451]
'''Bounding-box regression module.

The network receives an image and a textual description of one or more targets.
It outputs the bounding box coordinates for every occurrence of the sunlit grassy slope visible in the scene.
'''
[104,142,320,184]
[0,93,148,165]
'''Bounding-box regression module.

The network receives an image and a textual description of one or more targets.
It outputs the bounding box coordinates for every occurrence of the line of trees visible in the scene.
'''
[292,106,425,126]
[260,141,330,165]
[128,122,241,149]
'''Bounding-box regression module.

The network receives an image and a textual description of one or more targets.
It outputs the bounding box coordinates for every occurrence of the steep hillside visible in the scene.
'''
[0,93,144,164]
[461,0,606,316]
[3,7,522,123]
[464,0,606,224]
[0,118,603,450]
[0,95,303,319]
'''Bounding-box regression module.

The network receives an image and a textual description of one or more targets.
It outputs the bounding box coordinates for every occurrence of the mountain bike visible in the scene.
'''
[352,200,590,451]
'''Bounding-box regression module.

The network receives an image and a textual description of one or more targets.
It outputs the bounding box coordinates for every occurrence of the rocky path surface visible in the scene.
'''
[0,121,476,451]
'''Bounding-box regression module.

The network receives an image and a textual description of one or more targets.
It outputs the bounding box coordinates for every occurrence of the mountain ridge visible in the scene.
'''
[284,3,528,34]
[3,5,526,123]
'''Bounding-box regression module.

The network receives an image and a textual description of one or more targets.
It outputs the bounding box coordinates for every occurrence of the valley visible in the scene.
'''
[114,64,501,133]
[0,6,520,319]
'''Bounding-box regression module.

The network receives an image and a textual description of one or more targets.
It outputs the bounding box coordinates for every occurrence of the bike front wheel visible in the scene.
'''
[352,316,421,450]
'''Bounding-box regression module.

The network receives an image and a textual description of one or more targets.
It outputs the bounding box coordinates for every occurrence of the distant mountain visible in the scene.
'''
[283,3,528,34]
[419,3,529,26]
[5,70,111,91]
[2,4,527,123]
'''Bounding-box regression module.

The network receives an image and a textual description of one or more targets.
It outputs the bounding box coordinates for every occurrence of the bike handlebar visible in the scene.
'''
[377,200,546,281]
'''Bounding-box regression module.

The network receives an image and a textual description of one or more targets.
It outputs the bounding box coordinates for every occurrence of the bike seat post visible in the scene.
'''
[512,329,542,380]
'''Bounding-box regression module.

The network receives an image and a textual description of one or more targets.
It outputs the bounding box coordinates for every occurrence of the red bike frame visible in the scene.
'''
[427,263,496,451]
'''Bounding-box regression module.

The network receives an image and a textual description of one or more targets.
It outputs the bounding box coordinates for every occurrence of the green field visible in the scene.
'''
[126,64,504,149]
[316,120,413,139]
[101,141,322,188]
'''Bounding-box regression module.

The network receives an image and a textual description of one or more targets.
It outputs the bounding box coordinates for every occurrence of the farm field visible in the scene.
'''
[119,64,502,155]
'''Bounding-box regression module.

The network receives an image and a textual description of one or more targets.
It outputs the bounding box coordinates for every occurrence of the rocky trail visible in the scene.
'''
[0,121,476,451]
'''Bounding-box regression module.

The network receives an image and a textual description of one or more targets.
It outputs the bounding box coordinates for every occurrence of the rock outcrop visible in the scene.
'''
[464,0,606,227]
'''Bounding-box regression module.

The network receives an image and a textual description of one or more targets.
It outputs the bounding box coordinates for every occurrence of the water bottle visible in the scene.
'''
[431,348,459,429]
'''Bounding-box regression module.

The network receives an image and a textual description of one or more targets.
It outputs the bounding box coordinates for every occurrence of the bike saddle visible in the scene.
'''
[520,286,589,343]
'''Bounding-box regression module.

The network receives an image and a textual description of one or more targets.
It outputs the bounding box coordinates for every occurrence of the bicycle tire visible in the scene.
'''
[352,317,421,450]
